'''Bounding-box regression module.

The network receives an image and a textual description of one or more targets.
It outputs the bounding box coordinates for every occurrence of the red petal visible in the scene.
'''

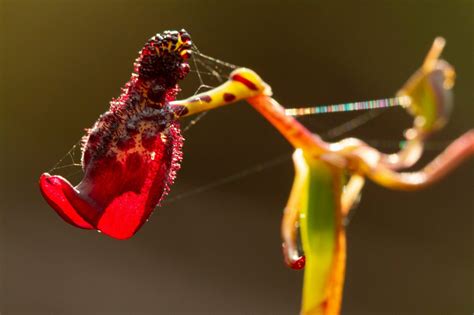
[39,174,94,229]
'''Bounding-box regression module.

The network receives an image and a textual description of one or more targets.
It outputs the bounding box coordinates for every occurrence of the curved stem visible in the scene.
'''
[366,130,474,190]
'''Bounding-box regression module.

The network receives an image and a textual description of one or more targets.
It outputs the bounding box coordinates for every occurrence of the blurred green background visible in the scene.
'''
[1,0,473,314]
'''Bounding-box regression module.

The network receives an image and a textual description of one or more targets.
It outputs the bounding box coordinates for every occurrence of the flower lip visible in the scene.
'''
[39,173,94,230]
[40,31,187,240]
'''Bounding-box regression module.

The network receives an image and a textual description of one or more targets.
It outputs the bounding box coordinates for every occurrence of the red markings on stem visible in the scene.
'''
[223,93,236,102]
[231,73,259,91]
[199,95,212,102]
[172,105,189,117]
[189,95,212,103]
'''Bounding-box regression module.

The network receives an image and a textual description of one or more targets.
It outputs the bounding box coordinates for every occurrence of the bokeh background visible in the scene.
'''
[1,1,473,314]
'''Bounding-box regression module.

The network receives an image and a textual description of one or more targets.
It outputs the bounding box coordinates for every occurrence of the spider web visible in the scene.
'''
[164,104,452,205]
[47,45,452,203]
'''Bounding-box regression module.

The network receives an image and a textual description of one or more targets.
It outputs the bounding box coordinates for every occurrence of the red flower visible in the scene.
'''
[40,30,192,239]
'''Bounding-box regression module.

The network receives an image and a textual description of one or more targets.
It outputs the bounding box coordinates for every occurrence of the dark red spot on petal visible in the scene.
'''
[188,95,212,103]
[231,73,259,91]
[199,95,212,103]
[172,105,189,117]
[223,93,236,102]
